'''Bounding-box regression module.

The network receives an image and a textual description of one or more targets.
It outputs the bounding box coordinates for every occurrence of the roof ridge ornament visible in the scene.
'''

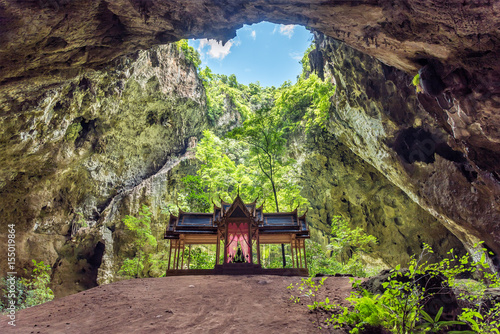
[299,207,309,219]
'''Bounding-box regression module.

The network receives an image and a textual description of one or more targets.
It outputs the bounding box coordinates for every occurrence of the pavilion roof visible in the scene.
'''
[165,196,309,239]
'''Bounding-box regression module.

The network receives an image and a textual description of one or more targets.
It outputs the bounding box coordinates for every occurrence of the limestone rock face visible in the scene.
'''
[314,33,499,259]
[296,132,464,266]
[0,44,207,296]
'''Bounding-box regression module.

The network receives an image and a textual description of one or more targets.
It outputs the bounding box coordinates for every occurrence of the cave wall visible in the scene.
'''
[296,131,464,267]
[0,44,210,297]
[314,32,499,259]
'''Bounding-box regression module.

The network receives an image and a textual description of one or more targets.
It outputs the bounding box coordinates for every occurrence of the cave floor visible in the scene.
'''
[0,275,356,333]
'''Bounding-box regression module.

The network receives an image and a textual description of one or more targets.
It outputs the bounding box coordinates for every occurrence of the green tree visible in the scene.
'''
[0,260,54,311]
[306,216,378,277]
[118,205,157,278]
[175,39,201,69]
[181,175,211,212]
[274,73,335,132]
[231,106,288,213]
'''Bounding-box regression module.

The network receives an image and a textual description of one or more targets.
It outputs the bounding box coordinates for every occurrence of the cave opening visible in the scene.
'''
[88,241,106,286]
[188,22,313,88]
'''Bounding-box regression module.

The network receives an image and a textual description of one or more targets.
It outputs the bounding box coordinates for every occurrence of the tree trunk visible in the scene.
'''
[271,178,286,268]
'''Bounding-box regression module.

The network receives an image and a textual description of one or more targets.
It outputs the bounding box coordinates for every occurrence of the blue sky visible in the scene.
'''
[189,22,313,87]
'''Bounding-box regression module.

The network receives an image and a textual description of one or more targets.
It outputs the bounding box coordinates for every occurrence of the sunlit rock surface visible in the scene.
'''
[296,131,464,267]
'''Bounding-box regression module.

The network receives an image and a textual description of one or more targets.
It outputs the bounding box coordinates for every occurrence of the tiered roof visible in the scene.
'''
[165,195,309,240]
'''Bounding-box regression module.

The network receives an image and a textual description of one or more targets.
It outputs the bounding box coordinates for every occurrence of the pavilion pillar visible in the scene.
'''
[256,231,261,266]
[223,226,228,264]
[281,244,286,268]
[302,239,308,269]
[294,239,300,269]
[290,238,296,268]
[216,231,221,265]
[172,241,178,270]
[175,240,183,270]
[181,246,185,269]
[167,240,172,270]
[248,221,252,264]
[298,240,303,268]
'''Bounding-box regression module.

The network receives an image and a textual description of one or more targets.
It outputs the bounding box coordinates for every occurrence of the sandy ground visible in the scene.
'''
[1,275,356,333]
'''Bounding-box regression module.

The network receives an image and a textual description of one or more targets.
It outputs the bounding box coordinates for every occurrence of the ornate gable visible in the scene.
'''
[225,195,252,219]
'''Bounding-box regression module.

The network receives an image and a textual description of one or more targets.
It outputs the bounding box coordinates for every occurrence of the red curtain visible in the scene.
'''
[226,223,251,263]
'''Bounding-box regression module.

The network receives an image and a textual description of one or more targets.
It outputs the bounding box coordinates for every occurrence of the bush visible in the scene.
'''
[291,242,500,333]
[176,39,201,69]
[307,215,378,277]
[0,260,54,312]
[118,205,157,278]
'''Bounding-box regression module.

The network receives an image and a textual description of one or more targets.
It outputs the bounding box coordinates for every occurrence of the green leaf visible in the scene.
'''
[420,309,434,323]
[434,306,444,322]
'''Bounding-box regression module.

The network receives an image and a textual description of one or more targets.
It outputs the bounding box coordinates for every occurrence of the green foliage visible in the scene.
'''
[182,129,308,214]
[76,212,88,228]
[332,291,391,333]
[0,260,54,311]
[306,216,378,277]
[274,73,335,132]
[118,257,144,278]
[192,129,257,205]
[21,260,54,308]
[299,43,315,77]
[181,175,211,212]
[453,304,500,334]
[230,106,289,212]
[176,39,201,69]
[288,277,333,330]
[260,244,293,268]
[301,242,500,334]
[288,276,327,305]
[122,205,156,249]
[200,69,275,124]
[417,307,465,333]
[65,122,82,142]
[412,73,423,93]
[187,246,216,269]
[118,205,158,278]
[166,36,335,270]
[191,42,334,212]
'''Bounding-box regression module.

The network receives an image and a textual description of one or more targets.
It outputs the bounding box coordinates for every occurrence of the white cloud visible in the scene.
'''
[198,39,234,60]
[279,24,295,38]
[289,51,302,61]
[251,30,256,40]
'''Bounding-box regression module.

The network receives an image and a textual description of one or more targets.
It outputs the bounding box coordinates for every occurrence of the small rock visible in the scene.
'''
[258,280,269,284]
[188,285,195,288]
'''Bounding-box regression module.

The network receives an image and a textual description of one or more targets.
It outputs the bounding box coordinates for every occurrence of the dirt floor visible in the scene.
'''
[1,275,356,333]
